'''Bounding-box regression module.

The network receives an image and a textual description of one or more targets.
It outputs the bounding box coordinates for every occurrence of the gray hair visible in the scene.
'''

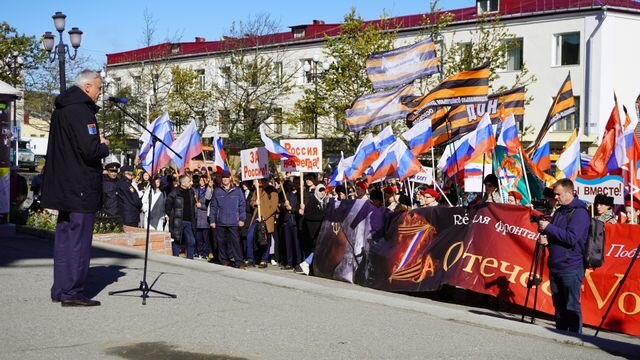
[74,69,101,86]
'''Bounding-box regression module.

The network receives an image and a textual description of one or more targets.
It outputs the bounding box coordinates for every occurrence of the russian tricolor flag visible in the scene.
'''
[469,113,496,160]
[327,154,354,190]
[556,130,581,180]
[393,140,424,181]
[212,127,229,173]
[163,120,203,172]
[401,116,433,156]
[438,133,475,178]
[140,112,174,173]
[531,132,551,172]
[349,133,379,180]
[259,124,299,162]
[368,142,398,183]
[375,125,396,152]
[496,113,520,155]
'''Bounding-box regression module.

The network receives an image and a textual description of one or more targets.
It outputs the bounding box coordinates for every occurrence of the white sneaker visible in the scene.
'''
[270,259,278,266]
[298,261,310,275]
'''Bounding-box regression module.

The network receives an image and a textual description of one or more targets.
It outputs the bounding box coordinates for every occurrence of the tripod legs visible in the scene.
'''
[595,243,640,337]
[108,280,177,305]
[521,243,545,323]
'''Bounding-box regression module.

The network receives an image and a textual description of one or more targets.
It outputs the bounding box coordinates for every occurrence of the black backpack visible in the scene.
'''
[567,208,605,269]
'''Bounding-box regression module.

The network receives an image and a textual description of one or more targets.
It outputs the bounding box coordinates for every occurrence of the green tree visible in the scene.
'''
[288,8,397,154]
[168,66,213,133]
[0,22,45,87]
[211,14,296,149]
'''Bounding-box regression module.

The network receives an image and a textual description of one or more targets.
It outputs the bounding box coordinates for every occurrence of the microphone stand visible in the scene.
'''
[107,101,181,305]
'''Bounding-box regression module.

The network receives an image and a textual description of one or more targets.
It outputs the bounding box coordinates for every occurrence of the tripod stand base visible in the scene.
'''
[109,280,177,305]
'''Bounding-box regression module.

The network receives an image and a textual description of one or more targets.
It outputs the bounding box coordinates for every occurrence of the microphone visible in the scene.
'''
[107,96,128,104]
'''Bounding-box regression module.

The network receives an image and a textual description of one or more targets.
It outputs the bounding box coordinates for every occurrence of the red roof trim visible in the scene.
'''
[106,0,640,65]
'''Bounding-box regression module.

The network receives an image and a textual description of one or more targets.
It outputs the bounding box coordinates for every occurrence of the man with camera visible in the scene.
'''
[537,178,590,334]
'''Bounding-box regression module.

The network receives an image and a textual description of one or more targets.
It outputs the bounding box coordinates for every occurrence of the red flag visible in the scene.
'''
[584,96,622,176]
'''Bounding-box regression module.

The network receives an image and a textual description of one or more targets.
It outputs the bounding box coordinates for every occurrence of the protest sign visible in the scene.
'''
[240,147,269,181]
[575,175,624,204]
[280,139,322,172]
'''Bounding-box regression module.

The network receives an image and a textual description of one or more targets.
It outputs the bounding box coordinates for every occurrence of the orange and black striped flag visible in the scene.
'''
[528,73,575,151]
[405,63,491,115]
[427,86,526,147]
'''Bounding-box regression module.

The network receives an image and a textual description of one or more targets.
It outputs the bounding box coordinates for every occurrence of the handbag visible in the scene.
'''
[254,220,269,247]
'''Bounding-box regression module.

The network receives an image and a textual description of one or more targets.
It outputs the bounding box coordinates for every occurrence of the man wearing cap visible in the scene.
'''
[355,181,369,200]
[102,156,120,217]
[594,194,617,224]
[41,70,109,307]
[210,170,246,268]
[117,165,143,227]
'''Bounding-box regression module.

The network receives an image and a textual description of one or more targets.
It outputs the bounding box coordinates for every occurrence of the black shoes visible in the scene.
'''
[61,298,101,307]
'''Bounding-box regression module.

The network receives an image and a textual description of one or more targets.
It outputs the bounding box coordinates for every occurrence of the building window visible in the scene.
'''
[553,96,580,132]
[302,59,314,84]
[477,0,499,14]
[133,76,142,95]
[554,32,580,66]
[112,77,121,93]
[336,117,345,131]
[249,64,259,88]
[220,66,231,88]
[272,108,283,134]
[196,69,205,90]
[301,118,314,134]
[273,62,283,84]
[504,38,523,71]
[218,110,230,133]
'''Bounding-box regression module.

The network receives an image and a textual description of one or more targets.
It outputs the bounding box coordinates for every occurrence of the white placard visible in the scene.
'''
[280,139,323,173]
[464,163,493,193]
[575,175,624,205]
[409,166,433,185]
[240,147,269,181]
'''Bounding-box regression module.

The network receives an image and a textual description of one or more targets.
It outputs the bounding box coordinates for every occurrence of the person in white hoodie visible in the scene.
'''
[142,176,168,231]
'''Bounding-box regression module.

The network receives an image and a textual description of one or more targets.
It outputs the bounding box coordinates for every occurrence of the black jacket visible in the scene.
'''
[41,86,109,212]
[117,177,143,226]
[165,187,197,244]
[102,174,119,216]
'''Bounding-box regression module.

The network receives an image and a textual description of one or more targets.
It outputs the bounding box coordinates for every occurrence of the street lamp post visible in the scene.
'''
[42,12,83,93]
[6,52,24,167]
[303,55,329,138]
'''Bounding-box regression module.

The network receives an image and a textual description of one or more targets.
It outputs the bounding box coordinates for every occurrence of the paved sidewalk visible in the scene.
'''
[1,234,638,359]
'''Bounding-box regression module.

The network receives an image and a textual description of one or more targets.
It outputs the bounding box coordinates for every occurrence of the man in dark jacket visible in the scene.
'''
[41,70,109,307]
[117,165,142,227]
[210,171,246,268]
[101,157,120,217]
[165,175,197,259]
[538,178,590,334]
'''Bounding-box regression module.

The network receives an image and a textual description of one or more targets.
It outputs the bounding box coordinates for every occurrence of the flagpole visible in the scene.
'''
[255,179,262,221]
[201,152,211,179]
[430,145,451,206]
[518,147,533,203]
[300,172,305,206]
[492,149,506,203]
[481,153,486,202]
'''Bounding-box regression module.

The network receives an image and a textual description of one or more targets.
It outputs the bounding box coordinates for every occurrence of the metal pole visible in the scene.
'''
[57,30,66,93]
[313,62,318,139]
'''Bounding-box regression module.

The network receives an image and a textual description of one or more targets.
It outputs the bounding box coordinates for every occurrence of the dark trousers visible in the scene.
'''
[283,220,301,266]
[51,211,96,301]
[172,221,195,259]
[217,226,243,266]
[195,228,211,257]
[550,269,584,334]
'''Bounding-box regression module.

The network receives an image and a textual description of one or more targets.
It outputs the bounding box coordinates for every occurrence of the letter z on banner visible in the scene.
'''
[241,147,269,181]
[280,139,323,173]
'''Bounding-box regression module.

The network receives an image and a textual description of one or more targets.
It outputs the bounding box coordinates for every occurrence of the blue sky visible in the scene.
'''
[5,0,474,66]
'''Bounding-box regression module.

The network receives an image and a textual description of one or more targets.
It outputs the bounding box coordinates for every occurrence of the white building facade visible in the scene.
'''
[105,1,640,153]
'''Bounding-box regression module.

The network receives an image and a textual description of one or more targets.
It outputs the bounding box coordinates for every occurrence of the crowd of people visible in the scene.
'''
[98,155,472,273]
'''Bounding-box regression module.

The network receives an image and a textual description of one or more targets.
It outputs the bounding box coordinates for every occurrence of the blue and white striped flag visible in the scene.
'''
[366,38,439,90]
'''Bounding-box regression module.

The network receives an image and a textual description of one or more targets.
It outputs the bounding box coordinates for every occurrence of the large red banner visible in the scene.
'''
[317,201,640,335]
